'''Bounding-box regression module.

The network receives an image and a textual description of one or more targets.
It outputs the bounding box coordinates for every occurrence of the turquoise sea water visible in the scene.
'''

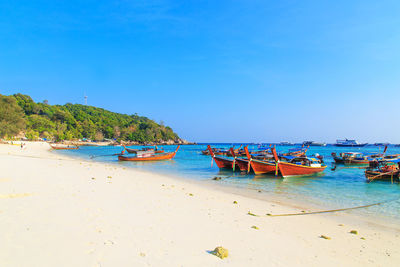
[55,144,400,221]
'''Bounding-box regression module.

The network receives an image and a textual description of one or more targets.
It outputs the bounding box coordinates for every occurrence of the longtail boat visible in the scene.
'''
[118,146,180,161]
[50,144,79,150]
[331,152,369,165]
[365,160,400,183]
[272,148,326,178]
[229,147,249,172]
[332,146,398,165]
[244,146,276,175]
[208,145,237,170]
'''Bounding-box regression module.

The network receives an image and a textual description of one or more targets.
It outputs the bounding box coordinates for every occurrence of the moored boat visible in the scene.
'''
[332,146,399,165]
[365,160,400,182]
[208,145,237,170]
[272,148,326,178]
[244,146,276,175]
[118,146,179,161]
[50,144,79,150]
[331,152,369,165]
[229,147,249,172]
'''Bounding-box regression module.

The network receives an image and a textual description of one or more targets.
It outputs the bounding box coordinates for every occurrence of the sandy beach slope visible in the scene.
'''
[0,142,399,267]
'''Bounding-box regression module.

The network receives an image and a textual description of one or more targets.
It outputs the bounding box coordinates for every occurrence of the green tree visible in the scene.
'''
[0,94,26,138]
[25,129,39,140]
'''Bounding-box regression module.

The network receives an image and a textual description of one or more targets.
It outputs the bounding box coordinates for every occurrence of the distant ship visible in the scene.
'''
[334,139,367,147]
[302,141,327,147]
[279,141,294,146]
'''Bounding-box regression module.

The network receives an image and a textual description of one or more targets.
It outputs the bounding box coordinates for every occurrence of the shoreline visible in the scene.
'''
[11,143,400,231]
[56,146,400,229]
[1,142,399,266]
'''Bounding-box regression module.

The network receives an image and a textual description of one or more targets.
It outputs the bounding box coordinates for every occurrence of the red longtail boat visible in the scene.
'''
[244,146,276,175]
[208,145,237,170]
[118,146,180,161]
[272,147,326,178]
[229,147,249,172]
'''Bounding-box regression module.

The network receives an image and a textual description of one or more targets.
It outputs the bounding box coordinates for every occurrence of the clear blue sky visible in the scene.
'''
[1,0,400,143]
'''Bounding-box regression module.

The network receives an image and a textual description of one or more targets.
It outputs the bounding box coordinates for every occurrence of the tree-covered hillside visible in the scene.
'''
[0,93,180,143]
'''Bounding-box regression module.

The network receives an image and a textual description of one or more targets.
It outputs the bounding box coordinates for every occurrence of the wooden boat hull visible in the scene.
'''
[250,159,277,175]
[278,162,326,178]
[365,170,400,182]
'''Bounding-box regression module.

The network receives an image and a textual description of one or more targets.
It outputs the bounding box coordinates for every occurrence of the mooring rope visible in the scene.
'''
[249,197,400,217]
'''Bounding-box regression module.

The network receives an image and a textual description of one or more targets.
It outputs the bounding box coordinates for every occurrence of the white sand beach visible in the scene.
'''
[0,142,399,267]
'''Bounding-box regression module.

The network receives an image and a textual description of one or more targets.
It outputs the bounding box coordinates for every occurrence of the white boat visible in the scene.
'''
[334,139,367,147]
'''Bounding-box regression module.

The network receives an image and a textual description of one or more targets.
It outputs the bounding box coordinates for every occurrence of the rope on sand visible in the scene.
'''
[250,197,400,217]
